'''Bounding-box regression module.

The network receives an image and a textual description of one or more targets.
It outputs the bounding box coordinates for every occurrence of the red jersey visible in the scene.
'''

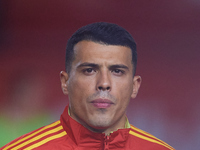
[1,106,174,150]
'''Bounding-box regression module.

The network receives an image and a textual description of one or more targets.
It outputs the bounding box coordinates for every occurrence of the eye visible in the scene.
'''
[112,69,124,76]
[83,68,96,75]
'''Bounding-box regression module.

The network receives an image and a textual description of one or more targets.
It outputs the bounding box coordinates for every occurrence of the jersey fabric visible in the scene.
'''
[1,106,175,150]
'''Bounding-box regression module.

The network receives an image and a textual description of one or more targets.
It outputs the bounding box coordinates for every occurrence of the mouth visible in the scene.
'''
[91,99,114,108]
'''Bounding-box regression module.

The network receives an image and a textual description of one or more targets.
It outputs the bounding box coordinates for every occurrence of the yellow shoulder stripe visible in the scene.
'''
[24,131,67,150]
[3,120,61,150]
[131,125,161,141]
[130,125,174,150]
[11,126,64,150]
[129,130,174,150]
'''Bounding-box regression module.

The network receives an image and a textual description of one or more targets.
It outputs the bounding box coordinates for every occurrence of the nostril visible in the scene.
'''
[98,86,110,91]
[106,87,110,90]
[98,87,103,90]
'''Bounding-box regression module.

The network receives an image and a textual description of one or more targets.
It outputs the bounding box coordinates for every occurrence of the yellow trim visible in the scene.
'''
[24,131,67,150]
[130,125,173,149]
[129,130,173,149]
[68,107,71,116]
[131,125,159,139]
[3,121,61,150]
[11,126,64,150]
[129,127,174,150]
[125,117,131,128]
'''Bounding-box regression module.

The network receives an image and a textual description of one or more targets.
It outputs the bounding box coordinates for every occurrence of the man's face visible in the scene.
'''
[61,40,141,134]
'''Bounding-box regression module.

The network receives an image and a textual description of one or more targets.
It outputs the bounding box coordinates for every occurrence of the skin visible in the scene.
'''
[60,40,141,135]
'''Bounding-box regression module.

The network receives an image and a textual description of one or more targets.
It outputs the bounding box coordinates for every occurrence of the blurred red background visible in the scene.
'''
[0,1,200,149]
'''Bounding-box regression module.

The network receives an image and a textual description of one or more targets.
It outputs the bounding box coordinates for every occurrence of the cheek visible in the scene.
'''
[113,78,133,92]
[68,76,95,99]
[112,79,133,102]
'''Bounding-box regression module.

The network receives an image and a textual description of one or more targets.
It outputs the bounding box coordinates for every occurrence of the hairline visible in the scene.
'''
[67,39,136,76]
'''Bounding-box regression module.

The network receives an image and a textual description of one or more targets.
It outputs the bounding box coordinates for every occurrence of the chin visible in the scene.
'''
[88,117,112,129]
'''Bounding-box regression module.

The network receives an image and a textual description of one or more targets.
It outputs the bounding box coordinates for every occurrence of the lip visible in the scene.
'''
[91,99,114,108]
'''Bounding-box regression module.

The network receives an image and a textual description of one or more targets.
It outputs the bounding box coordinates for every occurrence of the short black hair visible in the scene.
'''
[65,22,137,76]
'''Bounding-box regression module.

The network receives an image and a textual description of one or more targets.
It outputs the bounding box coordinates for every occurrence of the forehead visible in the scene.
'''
[73,40,133,67]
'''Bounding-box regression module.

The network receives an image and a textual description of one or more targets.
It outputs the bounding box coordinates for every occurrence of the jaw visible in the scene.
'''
[83,108,127,135]
[69,98,128,135]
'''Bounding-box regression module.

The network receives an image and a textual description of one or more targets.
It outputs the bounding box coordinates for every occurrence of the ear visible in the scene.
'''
[60,71,69,95]
[131,75,142,99]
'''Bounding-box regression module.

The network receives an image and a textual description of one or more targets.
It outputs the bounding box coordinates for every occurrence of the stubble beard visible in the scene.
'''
[85,91,117,132]
[86,109,115,133]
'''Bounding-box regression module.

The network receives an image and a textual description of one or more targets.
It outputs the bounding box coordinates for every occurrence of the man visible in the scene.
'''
[1,22,174,150]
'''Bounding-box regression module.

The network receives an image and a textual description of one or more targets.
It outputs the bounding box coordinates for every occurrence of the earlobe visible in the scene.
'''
[60,71,69,95]
[131,75,142,99]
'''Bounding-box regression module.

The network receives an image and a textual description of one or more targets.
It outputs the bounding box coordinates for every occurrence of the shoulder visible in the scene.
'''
[127,124,175,150]
[1,120,67,150]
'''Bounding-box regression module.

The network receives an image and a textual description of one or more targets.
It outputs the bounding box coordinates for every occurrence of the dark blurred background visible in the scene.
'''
[0,1,200,149]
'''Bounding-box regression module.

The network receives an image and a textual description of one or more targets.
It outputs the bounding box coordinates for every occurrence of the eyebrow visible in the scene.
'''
[77,62,99,68]
[109,64,129,70]
[77,62,129,70]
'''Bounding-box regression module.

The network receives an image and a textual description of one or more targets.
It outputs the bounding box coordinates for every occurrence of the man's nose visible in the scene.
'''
[96,71,111,91]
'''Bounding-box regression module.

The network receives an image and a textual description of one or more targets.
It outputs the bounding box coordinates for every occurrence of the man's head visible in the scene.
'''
[65,22,137,76]
[60,22,141,135]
